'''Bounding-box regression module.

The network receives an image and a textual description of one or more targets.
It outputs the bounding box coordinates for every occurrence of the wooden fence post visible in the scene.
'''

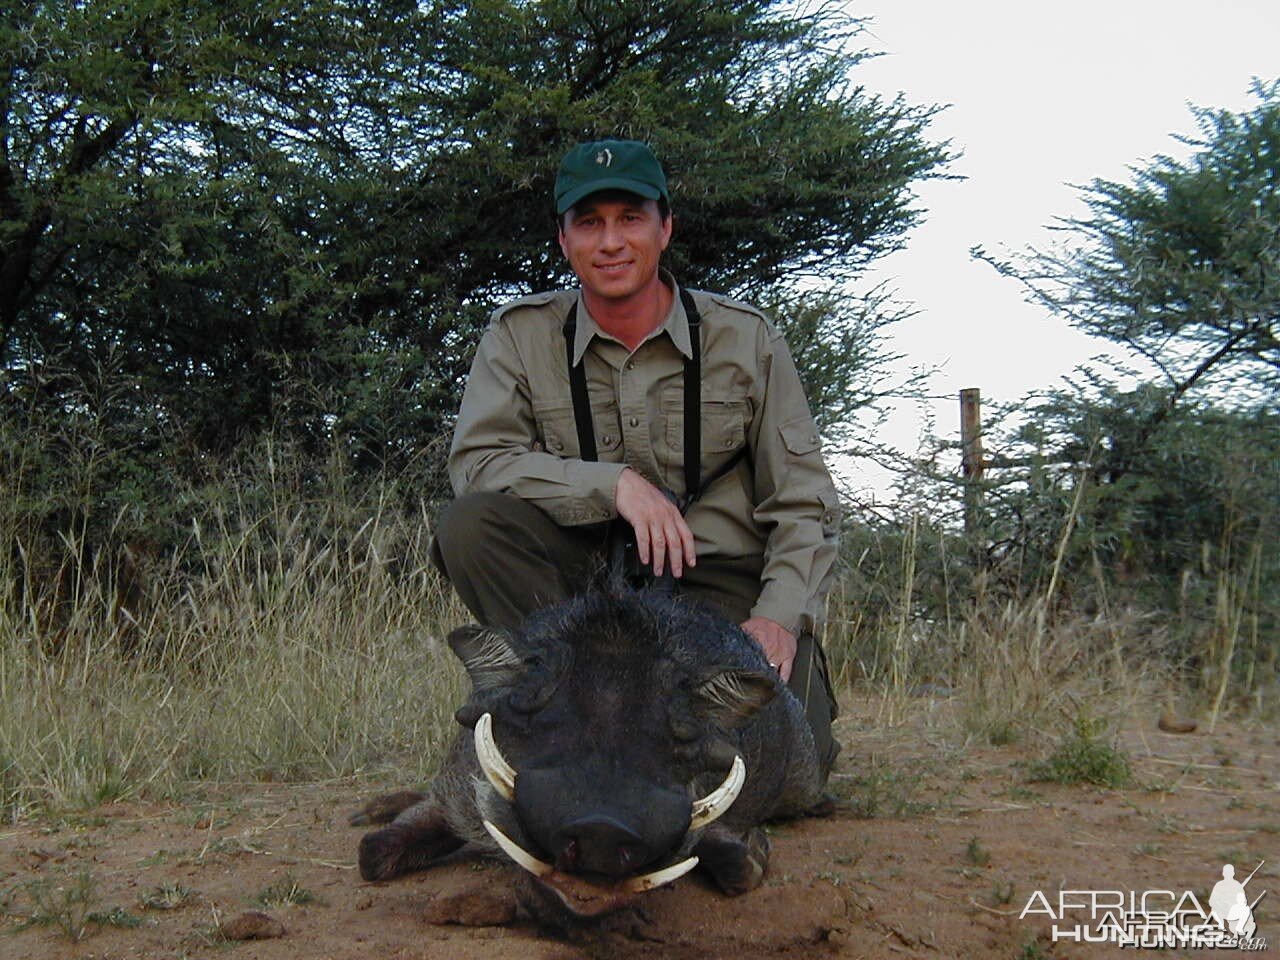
[960,388,985,553]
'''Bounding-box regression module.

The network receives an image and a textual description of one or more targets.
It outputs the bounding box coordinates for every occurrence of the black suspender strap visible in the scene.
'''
[675,288,751,504]
[679,288,702,501]
[562,304,597,463]
[563,287,740,509]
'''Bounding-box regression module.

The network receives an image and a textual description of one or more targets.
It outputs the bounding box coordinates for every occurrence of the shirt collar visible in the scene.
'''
[571,269,692,365]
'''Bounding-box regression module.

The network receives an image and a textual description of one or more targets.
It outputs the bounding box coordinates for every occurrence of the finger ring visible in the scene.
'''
[769,662,779,669]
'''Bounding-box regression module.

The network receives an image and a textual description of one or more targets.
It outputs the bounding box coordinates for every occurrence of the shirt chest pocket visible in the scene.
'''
[662,393,749,470]
[533,398,623,460]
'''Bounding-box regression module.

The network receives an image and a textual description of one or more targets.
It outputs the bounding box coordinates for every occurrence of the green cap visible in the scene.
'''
[554,139,669,214]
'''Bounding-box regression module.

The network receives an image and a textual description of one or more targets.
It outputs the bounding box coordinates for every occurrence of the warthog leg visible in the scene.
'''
[358,801,466,881]
[692,823,771,896]
[348,790,427,826]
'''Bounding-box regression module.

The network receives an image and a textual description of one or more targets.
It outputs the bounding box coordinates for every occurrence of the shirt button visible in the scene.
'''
[629,416,639,427]
[603,435,615,445]
[625,361,635,371]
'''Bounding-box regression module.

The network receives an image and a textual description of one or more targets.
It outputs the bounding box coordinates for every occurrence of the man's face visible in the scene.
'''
[557,193,672,305]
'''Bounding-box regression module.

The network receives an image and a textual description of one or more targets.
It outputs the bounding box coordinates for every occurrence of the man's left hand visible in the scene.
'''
[741,617,796,682]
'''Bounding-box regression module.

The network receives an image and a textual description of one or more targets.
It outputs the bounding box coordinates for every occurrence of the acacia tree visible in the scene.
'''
[980,82,1279,489]
[984,82,1279,425]
[2,0,950,483]
[1,1,434,454]
[973,86,1279,684]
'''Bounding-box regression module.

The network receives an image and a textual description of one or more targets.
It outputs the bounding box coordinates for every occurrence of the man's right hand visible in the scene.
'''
[614,468,697,578]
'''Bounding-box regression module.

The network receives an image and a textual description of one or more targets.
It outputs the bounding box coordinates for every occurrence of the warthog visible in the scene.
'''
[352,588,825,916]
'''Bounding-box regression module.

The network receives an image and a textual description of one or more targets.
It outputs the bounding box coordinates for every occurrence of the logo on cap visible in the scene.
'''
[596,148,613,167]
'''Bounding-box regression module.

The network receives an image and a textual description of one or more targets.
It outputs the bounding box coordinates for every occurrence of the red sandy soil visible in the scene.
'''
[2,699,1275,959]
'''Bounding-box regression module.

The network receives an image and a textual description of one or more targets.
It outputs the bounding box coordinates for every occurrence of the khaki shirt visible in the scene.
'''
[449,275,841,634]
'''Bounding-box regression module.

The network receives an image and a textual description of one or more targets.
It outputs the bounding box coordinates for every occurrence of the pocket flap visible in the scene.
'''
[779,417,821,456]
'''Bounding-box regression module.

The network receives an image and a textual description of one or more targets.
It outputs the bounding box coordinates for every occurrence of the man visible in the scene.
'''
[433,138,842,776]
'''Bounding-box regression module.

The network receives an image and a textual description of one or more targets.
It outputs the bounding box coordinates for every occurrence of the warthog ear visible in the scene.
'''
[692,669,777,727]
[447,624,521,691]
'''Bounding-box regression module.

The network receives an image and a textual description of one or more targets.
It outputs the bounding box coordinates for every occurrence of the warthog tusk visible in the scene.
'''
[482,819,553,877]
[623,856,700,892]
[484,817,699,894]
[475,712,517,802]
[689,755,745,830]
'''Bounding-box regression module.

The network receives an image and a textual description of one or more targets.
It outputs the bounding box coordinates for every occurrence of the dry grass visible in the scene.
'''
[0,473,1266,821]
[822,499,1174,748]
[0,498,467,817]
[952,594,1167,746]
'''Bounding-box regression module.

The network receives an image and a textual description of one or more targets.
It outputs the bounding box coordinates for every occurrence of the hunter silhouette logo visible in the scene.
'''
[1210,861,1266,939]
[596,148,613,166]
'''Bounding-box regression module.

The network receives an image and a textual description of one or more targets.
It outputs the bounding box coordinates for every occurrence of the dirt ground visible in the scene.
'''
[2,698,1275,960]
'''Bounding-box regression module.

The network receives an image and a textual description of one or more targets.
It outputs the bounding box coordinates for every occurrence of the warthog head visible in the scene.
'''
[449,591,779,914]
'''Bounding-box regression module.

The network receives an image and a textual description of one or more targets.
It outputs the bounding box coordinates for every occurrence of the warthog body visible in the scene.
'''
[353,588,824,915]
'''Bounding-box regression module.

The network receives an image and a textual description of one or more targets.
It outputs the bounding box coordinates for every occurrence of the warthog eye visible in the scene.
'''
[669,718,700,741]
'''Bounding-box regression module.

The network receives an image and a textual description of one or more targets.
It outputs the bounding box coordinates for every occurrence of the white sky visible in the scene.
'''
[840,0,1280,500]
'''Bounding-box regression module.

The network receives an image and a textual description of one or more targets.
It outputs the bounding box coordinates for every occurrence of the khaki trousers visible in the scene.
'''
[430,492,839,776]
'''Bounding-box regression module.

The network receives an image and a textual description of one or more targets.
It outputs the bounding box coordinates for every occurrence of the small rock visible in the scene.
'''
[821,925,851,947]
[221,910,286,940]
[1158,712,1197,734]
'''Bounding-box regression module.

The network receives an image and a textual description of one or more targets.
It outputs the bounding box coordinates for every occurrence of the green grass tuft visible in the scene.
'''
[7,870,137,941]
[964,836,991,867]
[139,881,193,911]
[254,874,318,908]
[1028,715,1131,788]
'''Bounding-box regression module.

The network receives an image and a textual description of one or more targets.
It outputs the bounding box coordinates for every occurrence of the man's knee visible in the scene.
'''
[432,491,598,587]
[433,492,518,568]
[431,492,602,628]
